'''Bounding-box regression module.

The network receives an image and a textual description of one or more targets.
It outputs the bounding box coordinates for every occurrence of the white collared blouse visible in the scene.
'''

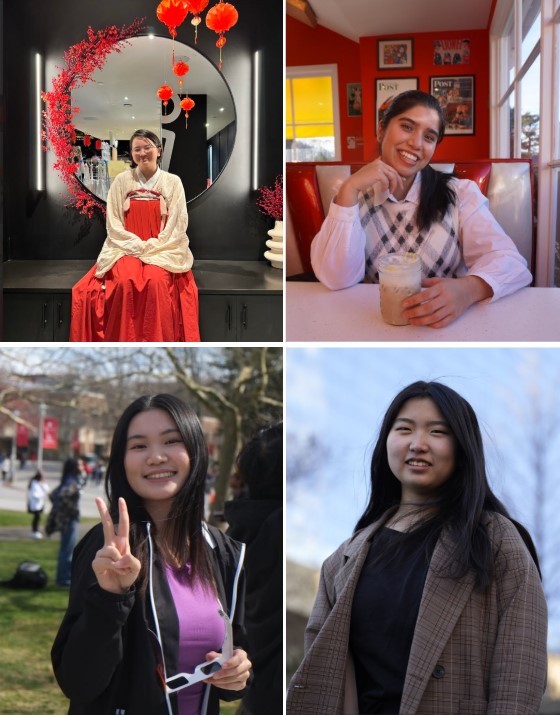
[310,173,532,302]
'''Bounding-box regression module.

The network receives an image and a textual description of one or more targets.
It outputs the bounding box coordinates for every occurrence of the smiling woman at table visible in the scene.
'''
[310,91,531,328]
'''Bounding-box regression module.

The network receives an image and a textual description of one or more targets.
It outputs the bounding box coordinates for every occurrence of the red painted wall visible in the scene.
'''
[287,19,491,163]
[360,30,490,161]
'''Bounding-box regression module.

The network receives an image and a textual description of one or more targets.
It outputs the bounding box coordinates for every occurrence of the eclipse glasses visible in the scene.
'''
[151,608,234,694]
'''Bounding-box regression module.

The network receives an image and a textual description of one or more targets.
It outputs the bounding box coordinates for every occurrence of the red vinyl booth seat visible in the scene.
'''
[286,159,534,277]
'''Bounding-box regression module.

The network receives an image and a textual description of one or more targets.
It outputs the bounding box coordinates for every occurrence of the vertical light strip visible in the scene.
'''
[252,50,261,190]
[35,52,43,191]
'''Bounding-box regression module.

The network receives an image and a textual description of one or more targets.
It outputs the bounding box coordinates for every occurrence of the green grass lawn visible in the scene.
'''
[0,509,37,527]
[0,510,240,714]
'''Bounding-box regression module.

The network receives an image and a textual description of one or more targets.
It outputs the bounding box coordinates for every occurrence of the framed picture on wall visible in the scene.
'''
[347,83,362,116]
[375,77,418,128]
[433,38,471,65]
[378,39,413,69]
[430,75,475,135]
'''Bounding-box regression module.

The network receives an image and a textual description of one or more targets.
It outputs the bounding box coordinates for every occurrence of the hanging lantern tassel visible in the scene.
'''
[173,61,190,96]
[205,1,238,70]
[157,84,174,115]
[180,97,195,127]
[187,0,209,44]
[157,0,190,68]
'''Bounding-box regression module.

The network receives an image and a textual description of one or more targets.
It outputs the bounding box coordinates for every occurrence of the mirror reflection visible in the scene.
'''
[71,35,236,203]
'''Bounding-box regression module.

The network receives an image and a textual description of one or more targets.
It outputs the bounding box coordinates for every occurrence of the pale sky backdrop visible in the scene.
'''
[286,346,560,650]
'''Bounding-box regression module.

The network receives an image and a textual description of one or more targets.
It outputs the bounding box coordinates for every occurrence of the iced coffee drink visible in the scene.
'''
[377,253,422,326]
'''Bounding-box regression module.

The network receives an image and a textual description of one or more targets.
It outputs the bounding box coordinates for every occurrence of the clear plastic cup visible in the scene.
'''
[377,253,422,326]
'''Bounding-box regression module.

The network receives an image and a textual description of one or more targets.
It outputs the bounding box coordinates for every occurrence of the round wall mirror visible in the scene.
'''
[71,34,236,204]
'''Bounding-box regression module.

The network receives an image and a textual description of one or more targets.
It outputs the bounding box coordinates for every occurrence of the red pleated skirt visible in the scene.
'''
[70,199,200,342]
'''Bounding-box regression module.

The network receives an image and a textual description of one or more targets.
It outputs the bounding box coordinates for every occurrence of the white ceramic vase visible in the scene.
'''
[264,219,284,270]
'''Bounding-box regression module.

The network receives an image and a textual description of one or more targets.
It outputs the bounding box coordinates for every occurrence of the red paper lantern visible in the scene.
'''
[180,96,195,111]
[157,84,174,114]
[187,0,209,43]
[205,1,238,70]
[156,0,190,38]
[173,61,190,93]
[95,139,102,150]
[180,96,196,126]
[83,135,91,147]
[173,61,189,77]
[189,0,210,14]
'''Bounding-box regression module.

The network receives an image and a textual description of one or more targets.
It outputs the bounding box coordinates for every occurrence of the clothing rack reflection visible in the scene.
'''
[79,159,111,201]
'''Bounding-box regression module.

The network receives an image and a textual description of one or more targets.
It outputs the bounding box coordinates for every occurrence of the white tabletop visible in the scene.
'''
[286,283,560,342]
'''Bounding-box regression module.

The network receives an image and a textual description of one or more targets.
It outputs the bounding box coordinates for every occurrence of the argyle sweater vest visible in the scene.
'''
[359,188,462,283]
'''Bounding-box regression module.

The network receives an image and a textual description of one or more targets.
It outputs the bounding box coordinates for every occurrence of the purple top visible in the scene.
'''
[165,564,226,715]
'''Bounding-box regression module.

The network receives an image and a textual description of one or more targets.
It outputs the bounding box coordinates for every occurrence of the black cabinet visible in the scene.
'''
[199,294,282,341]
[3,293,71,341]
[2,260,283,343]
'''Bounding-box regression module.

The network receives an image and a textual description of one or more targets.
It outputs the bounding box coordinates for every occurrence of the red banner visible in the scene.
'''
[43,417,59,449]
[16,423,29,447]
[72,430,80,452]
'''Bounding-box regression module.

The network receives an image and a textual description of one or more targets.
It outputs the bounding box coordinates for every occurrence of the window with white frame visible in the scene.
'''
[554,1,560,285]
[286,64,341,162]
[493,0,541,159]
[491,0,560,286]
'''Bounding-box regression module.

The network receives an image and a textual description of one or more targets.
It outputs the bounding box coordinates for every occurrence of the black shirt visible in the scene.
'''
[349,524,438,714]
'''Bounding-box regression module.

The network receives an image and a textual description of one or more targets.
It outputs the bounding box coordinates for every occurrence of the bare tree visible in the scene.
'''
[286,431,331,502]
[0,347,283,512]
[497,353,560,618]
[159,347,283,510]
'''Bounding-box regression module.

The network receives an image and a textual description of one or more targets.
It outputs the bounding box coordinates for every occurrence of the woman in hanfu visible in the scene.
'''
[71,129,199,342]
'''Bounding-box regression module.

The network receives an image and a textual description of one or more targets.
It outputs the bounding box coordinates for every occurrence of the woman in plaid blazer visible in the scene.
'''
[287,381,547,715]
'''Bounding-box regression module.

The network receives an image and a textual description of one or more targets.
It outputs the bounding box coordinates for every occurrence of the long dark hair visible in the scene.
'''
[104,394,213,588]
[355,381,540,588]
[129,128,163,169]
[60,458,80,485]
[379,90,456,233]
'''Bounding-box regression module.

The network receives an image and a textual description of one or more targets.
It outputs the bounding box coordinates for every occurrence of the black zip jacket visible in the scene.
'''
[51,522,247,715]
[224,498,283,715]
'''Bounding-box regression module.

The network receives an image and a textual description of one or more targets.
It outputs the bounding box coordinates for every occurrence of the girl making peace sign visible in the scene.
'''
[52,394,251,715]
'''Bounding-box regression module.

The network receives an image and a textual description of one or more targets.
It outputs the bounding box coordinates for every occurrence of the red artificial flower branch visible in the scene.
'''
[256,175,283,221]
[41,19,145,217]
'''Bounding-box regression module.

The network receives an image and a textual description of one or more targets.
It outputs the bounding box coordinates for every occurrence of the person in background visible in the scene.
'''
[18,447,28,469]
[53,458,82,587]
[52,394,251,714]
[27,470,50,539]
[310,90,531,328]
[204,471,217,521]
[70,129,200,342]
[77,458,88,487]
[225,423,283,715]
[287,382,547,715]
[2,455,11,482]
[92,458,106,487]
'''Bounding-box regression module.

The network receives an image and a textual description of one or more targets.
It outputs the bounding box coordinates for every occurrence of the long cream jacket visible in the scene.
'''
[95,169,193,278]
[287,513,547,715]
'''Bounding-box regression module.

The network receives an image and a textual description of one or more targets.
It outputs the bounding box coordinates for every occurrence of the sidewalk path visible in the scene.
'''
[0,523,95,541]
[0,460,104,519]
